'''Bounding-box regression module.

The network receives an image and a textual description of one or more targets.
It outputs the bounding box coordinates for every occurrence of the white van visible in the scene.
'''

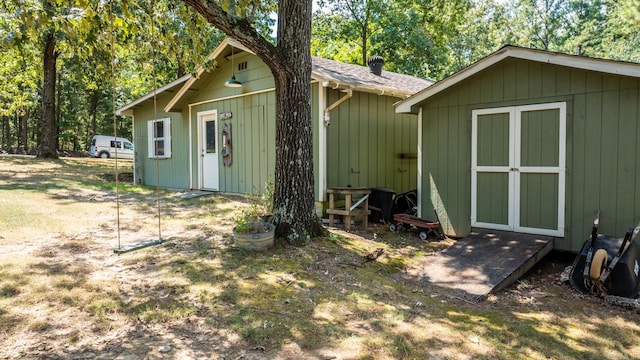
[89,135,134,159]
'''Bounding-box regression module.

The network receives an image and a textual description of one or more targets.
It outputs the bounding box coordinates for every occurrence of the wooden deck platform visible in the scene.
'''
[420,229,554,300]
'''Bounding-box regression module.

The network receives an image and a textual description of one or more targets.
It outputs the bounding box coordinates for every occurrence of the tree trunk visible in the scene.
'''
[361,22,367,66]
[56,69,62,151]
[1,115,8,151]
[182,0,325,245]
[37,31,59,159]
[90,91,99,136]
[269,0,323,245]
[18,113,28,154]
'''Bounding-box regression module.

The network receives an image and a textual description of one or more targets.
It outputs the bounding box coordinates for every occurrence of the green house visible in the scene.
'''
[396,45,640,252]
[117,38,432,214]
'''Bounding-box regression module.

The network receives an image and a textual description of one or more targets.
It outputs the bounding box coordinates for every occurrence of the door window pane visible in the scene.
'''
[206,121,216,153]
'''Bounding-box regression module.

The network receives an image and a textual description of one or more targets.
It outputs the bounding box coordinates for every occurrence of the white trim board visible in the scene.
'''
[397,46,640,114]
[471,102,566,237]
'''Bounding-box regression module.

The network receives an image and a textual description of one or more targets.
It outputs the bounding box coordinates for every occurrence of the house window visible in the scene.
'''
[238,61,248,71]
[147,118,171,158]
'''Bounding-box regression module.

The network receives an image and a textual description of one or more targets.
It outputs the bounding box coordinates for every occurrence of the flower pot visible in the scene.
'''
[233,222,276,251]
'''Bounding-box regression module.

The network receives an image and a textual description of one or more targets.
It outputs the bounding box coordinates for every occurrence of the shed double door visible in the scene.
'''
[471,102,566,237]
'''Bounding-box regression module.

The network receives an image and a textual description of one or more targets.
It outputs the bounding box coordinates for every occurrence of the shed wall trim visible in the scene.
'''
[471,102,566,237]
[397,46,640,113]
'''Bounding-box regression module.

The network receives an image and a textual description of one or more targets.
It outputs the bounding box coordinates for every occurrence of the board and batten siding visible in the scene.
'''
[186,50,278,195]
[419,57,640,252]
[132,91,190,189]
[326,89,418,195]
[190,91,277,195]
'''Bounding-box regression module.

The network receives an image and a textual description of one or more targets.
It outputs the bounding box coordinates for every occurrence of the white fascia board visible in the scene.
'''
[396,46,640,113]
[395,49,511,113]
[511,48,640,78]
[315,74,411,98]
[116,74,191,116]
[163,38,255,113]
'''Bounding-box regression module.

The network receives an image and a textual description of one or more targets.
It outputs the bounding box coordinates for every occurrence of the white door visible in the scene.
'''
[199,111,220,190]
[471,102,566,237]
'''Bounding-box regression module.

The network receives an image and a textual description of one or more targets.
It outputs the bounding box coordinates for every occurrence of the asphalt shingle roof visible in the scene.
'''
[312,57,434,98]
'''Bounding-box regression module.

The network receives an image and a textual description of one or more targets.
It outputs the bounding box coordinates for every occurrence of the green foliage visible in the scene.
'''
[312,0,640,80]
[233,179,275,232]
[0,0,224,154]
[312,0,474,79]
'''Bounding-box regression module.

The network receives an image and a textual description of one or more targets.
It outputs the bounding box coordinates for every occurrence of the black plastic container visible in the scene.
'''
[368,188,395,224]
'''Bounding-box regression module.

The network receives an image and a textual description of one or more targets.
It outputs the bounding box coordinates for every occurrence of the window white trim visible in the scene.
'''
[147,118,172,158]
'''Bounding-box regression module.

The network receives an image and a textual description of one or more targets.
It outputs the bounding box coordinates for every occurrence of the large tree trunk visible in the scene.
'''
[182,0,325,245]
[90,91,99,136]
[37,31,59,159]
[269,0,323,245]
[18,113,28,154]
[361,22,367,66]
[1,115,9,151]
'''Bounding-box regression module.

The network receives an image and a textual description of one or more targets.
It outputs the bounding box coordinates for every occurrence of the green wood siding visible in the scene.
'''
[418,57,640,251]
[190,52,275,105]
[476,172,509,225]
[130,52,418,214]
[520,173,558,230]
[477,113,509,166]
[423,105,471,237]
[521,109,559,167]
[187,52,276,195]
[326,90,418,194]
[132,92,190,189]
[190,91,277,195]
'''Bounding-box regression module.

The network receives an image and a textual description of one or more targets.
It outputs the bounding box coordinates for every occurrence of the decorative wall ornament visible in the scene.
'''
[222,123,232,166]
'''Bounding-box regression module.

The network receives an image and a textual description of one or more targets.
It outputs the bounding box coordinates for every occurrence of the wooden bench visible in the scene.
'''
[326,187,371,230]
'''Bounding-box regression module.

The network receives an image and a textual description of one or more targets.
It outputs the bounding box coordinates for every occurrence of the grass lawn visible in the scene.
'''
[0,155,639,359]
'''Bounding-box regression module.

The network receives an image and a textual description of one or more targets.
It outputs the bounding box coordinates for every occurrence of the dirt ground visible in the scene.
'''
[0,222,598,360]
[1,156,639,359]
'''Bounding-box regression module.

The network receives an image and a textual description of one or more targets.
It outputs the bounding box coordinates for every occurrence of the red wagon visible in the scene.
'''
[389,212,445,241]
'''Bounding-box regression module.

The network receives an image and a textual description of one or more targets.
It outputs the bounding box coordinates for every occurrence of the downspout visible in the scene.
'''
[188,104,193,189]
[318,86,326,203]
[131,114,137,185]
[323,87,352,127]
[417,107,422,218]
[320,86,352,202]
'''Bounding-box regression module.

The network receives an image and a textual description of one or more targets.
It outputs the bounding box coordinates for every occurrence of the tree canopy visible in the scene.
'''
[0,0,222,155]
[1,0,638,155]
[312,0,640,79]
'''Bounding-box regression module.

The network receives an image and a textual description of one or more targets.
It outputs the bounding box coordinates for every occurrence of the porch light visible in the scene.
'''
[225,46,243,88]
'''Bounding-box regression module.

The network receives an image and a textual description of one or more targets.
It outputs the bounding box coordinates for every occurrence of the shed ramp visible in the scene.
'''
[420,230,554,300]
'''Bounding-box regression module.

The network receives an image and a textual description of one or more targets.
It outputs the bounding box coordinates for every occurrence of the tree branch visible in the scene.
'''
[181,0,278,67]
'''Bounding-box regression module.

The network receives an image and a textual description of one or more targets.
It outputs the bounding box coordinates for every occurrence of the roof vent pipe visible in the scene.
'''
[368,56,384,76]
